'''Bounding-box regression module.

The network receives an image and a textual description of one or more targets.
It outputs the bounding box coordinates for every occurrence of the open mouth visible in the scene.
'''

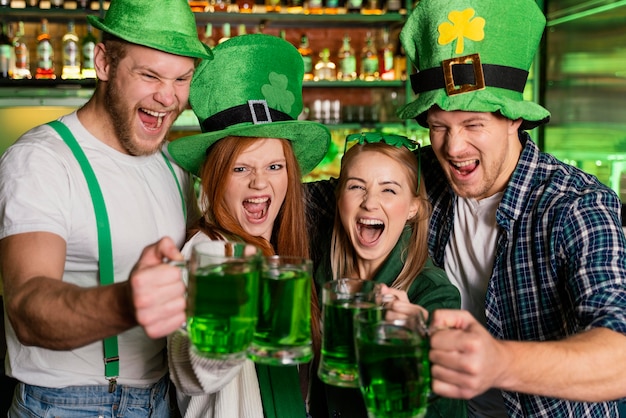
[357,218,385,245]
[243,197,270,221]
[451,159,479,176]
[139,108,167,131]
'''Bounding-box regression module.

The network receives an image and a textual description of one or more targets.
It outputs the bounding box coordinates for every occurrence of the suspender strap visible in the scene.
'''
[47,120,119,389]
[161,151,187,221]
[255,364,307,418]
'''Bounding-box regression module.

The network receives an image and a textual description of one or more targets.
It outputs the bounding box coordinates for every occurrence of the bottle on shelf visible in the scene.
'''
[218,23,231,44]
[324,0,340,15]
[188,0,209,12]
[0,0,10,7]
[307,0,323,14]
[360,31,379,81]
[212,0,230,13]
[236,23,246,37]
[80,23,97,79]
[50,0,64,8]
[393,35,406,81]
[297,34,314,82]
[385,0,401,13]
[344,0,362,13]
[337,34,357,81]
[0,21,11,79]
[13,21,32,80]
[265,0,281,13]
[361,0,382,15]
[285,0,304,14]
[202,23,216,48]
[236,0,254,13]
[313,48,336,81]
[26,0,41,7]
[77,0,90,9]
[61,20,81,80]
[36,19,55,80]
[379,28,395,81]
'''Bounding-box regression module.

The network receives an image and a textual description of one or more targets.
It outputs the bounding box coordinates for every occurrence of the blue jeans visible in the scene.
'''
[8,375,172,418]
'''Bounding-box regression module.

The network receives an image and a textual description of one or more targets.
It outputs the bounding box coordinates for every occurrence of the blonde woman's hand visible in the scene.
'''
[379,284,428,321]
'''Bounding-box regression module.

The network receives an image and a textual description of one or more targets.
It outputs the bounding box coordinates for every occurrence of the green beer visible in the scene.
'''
[249,257,312,365]
[356,332,430,418]
[319,301,376,386]
[187,264,260,358]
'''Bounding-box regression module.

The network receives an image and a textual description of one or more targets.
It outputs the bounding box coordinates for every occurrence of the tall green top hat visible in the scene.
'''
[397,0,550,130]
[169,34,331,176]
[87,0,212,60]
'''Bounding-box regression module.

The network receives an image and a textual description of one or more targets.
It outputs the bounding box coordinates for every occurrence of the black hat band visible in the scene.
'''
[201,100,294,133]
[411,61,528,96]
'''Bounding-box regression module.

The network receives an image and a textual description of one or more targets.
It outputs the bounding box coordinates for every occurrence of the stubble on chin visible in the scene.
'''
[104,78,170,157]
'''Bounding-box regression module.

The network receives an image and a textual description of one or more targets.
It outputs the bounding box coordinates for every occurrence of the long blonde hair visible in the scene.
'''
[330,142,431,291]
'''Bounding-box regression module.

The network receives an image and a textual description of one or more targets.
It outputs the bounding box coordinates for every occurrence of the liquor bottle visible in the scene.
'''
[50,0,64,8]
[324,0,340,15]
[35,19,56,80]
[297,34,313,82]
[360,31,379,81]
[361,0,382,15]
[13,21,32,80]
[236,23,246,37]
[385,0,401,13]
[265,0,281,13]
[0,22,11,79]
[307,0,323,14]
[285,0,303,14]
[212,0,230,13]
[202,23,216,48]
[218,23,231,44]
[337,34,356,81]
[80,23,97,79]
[344,0,362,13]
[393,35,406,81]
[313,48,336,81]
[379,28,395,80]
[188,0,208,11]
[236,0,254,13]
[61,20,81,80]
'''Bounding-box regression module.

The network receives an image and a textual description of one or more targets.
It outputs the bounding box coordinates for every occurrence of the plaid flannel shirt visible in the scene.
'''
[305,131,626,417]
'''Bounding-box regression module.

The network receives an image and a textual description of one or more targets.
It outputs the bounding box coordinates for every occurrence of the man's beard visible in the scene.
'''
[104,79,169,156]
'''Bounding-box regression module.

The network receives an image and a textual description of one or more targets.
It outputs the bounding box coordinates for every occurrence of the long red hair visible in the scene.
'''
[191,135,322,355]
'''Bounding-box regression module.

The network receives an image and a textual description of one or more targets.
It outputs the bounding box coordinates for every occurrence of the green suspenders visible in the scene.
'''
[47,120,184,392]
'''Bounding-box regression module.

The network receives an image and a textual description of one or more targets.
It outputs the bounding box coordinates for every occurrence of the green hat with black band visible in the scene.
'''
[87,0,212,60]
[397,0,550,130]
[169,34,331,176]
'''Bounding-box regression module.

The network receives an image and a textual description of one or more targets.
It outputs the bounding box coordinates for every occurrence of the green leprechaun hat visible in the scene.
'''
[397,0,550,130]
[87,0,212,60]
[169,34,331,176]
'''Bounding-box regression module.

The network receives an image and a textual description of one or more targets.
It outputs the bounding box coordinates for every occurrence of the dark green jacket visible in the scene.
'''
[310,227,467,418]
